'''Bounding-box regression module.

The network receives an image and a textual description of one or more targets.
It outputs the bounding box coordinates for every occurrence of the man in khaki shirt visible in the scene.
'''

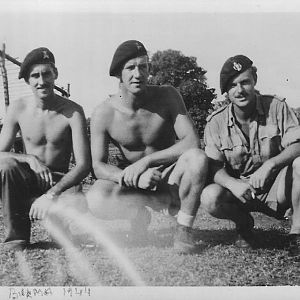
[202,55,300,256]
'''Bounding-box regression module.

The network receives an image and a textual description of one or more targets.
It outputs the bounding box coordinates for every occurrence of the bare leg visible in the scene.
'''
[201,183,255,248]
[168,148,208,225]
[86,148,209,253]
[201,183,254,227]
[290,157,300,234]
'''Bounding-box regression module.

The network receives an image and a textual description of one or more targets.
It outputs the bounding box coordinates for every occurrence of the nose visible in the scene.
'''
[236,83,243,93]
[37,75,46,85]
[133,66,141,78]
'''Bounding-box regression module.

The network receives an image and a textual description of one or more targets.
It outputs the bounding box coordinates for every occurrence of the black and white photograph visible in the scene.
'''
[0,0,300,299]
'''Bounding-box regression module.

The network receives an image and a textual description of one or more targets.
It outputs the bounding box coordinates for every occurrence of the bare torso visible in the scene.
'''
[106,86,177,163]
[13,95,77,172]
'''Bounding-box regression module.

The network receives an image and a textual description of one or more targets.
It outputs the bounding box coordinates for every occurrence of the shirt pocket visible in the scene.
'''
[259,125,282,159]
[220,136,248,170]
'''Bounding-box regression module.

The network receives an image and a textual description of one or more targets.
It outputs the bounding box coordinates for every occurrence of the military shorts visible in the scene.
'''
[241,165,290,219]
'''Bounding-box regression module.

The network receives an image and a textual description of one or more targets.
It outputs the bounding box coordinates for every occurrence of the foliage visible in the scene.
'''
[211,94,230,111]
[292,107,300,122]
[149,49,216,138]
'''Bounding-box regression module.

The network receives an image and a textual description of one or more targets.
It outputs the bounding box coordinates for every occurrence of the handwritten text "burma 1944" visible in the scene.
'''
[8,287,91,299]
[8,287,53,299]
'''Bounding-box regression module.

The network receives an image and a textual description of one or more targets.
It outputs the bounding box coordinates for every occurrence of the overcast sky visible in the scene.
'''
[0,0,300,117]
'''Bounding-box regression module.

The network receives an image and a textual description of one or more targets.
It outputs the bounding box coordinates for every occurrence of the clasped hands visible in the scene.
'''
[118,158,163,190]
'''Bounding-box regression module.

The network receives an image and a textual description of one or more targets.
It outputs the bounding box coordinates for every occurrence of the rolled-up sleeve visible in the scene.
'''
[279,102,300,148]
[204,120,225,162]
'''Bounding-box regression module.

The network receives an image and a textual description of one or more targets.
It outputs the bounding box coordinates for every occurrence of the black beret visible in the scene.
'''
[19,47,55,80]
[109,40,147,77]
[220,55,253,94]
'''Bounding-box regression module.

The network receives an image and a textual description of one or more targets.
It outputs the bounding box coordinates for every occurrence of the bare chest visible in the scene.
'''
[109,109,174,150]
[19,112,71,147]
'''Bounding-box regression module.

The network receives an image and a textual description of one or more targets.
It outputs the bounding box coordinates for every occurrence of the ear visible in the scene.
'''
[118,74,123,83]
[147,62,152,73]
[53,67,58,79]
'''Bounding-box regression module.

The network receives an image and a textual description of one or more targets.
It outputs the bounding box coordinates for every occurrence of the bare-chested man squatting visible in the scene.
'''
[0,47,91,250]
[87,40,208,254]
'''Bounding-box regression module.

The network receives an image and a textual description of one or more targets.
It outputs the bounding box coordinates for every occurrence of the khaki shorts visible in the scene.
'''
[242,165,290,219]
[116,159,180,216]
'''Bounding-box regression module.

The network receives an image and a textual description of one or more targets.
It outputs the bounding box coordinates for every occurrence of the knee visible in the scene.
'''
[201,184,223,214]
[180,148,208,175]
[86,179,117,217]
[0,158,19,173]
[292,157,300,176]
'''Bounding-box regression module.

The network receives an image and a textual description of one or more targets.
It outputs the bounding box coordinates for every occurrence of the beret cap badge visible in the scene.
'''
[18,47,55,80]
[220,54,253,94]
[109,40,148,77]
[233,62,242,72]
[42,50,50,59]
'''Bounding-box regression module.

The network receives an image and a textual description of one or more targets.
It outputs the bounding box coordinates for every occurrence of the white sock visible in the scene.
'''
[177,210,195,227]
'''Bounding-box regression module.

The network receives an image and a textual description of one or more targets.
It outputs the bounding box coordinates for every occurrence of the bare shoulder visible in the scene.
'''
[5,96,30,119]
[149,84,179,98]
[55,94,85,116]
[149,85,187,117]
[91,97,115,126]
[10,96,29,111]
[148,85,182,107]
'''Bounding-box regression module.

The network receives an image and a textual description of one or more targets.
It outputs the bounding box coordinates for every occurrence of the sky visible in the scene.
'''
[0,0,300,117]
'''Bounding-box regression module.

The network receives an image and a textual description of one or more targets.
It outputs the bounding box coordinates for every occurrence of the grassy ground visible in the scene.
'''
[0,185,299,287]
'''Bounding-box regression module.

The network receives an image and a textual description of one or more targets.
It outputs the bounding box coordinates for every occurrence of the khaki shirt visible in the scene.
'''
[204,94,300,178]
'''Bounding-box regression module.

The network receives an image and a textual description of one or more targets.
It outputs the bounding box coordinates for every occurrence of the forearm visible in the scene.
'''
[48,163,90,196]
[210,160,239,190]
[267,143,300,171]
[93,161,123,183]
[146,136,200,167]
[0,151,33,163]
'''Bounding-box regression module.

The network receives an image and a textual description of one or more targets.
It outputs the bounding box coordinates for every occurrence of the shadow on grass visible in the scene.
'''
[28,241,61,250]
[105,225,291,252]
[193,227,289,250]
[33,225,290,253]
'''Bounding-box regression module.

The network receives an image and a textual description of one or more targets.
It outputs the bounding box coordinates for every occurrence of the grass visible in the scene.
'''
[0,186,299,287]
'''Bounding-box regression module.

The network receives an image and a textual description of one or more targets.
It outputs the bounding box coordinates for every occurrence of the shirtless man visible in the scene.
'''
[0,47,91,250]
[87,40,208,254]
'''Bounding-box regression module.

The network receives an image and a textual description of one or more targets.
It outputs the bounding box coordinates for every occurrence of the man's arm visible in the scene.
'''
[47,106,91,196]
[204,118,255,204]
[91,103,123,183]
[250,142,300,189]
[0,100,34,162]
[144,86,200,167]
[250,100,300,189]
[119,86,201,188]
[212,160,255,203]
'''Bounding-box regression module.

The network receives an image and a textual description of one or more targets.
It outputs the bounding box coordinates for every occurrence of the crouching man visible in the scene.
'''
[87,40,208,254]
[201,55,300,255]
[0,47,91,250]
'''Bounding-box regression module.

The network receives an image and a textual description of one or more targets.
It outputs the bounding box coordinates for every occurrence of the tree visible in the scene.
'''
[149,49,216,138]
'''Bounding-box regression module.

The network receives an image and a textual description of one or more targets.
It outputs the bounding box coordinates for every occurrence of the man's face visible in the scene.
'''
[227,68,256,108]
[27,64,57,99]
[120,55,149,94]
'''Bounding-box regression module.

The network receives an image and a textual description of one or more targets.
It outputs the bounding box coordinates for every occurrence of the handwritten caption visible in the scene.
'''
[8,287,91,299]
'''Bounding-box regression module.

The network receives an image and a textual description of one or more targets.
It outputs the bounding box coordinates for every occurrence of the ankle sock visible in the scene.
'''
[177,210,195,227]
